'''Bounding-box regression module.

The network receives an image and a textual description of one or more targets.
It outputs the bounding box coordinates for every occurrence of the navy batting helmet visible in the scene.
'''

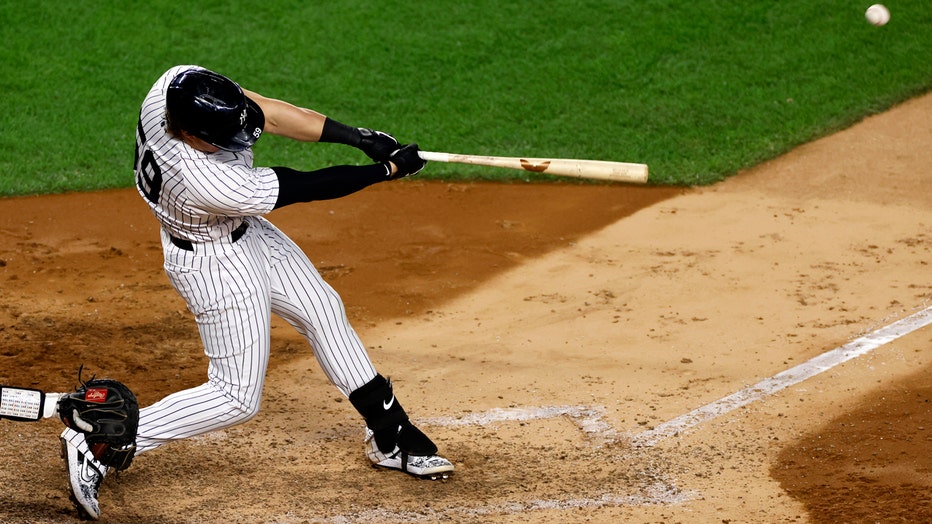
[166,68,265,152]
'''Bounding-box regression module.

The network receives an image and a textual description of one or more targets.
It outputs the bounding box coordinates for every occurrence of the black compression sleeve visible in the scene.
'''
[272,164,390,209]
[319,118,362,146]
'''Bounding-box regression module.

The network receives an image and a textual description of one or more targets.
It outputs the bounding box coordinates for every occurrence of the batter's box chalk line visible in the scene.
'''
[421,404,621,445]
[320,487,691,524]
[631,305,932,447]
[420,307,932,450]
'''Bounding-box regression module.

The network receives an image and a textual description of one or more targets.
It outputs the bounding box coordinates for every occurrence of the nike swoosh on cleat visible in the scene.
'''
[78,454,98,482]
[383,395,395,410]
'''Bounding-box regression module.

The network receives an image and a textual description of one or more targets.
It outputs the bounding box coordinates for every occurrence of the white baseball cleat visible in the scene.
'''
[365,428,454,480]
[60,428,107,520]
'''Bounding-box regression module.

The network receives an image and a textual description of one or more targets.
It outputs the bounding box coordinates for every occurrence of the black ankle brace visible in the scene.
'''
[349,374,408,435]
[349,375,439,455]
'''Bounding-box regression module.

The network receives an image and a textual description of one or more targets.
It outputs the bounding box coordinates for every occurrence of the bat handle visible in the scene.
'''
[417,151,448,162]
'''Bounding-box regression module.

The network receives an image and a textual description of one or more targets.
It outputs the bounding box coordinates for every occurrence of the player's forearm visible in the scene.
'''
[271,164,392,208]
[271,145,424,208]
[243,89,326,141]
[242,89,399,162]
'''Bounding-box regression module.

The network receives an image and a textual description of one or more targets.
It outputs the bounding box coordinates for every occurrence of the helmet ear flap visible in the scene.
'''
[166,68,265,152]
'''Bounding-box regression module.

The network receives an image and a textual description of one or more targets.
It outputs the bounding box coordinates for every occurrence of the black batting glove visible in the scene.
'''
[319,118,397,162]
[386,144,427,179]
[357,128,398,162]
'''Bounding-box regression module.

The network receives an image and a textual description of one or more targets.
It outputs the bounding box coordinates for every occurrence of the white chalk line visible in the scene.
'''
[319,487,689,524]
[421,404,621,444]
[315,306,931,523]
[632,305,932,447]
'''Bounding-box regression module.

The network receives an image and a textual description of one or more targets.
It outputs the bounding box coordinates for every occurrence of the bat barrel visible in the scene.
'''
[417,151,648,184]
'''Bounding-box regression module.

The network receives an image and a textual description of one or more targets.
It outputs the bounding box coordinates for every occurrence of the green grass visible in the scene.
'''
[0,1,929,195]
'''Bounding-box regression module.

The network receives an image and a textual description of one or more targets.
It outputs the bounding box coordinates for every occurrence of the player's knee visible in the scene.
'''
[217,388,263,425]
[231,402,261,424]
[236,394,263,423]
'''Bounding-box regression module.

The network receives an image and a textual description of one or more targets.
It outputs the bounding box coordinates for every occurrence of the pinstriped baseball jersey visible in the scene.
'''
[135,65,278,243]
[131,65,378,455]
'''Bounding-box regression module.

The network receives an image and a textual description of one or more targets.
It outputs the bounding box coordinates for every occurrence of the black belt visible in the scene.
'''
[170,222,249,251]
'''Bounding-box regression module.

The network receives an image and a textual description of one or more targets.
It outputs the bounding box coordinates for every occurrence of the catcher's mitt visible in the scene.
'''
[59,374,139,470]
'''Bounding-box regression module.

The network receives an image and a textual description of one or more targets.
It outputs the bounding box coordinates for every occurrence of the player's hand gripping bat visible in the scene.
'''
[417,151,649,184]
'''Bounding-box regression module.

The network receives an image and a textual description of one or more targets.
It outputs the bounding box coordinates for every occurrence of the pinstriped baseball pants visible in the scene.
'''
[134,217,377,454]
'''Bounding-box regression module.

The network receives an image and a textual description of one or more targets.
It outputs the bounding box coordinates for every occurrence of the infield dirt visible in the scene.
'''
[0,93,929,523]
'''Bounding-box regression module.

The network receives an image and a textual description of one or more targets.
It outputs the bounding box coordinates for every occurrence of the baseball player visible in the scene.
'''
[59,65,453,520]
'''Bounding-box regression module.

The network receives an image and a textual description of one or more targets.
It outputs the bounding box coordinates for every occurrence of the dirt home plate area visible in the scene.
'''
[1,94,930,523]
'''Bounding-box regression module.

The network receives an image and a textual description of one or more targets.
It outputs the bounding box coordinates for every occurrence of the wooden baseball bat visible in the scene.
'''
[417,151,648,184]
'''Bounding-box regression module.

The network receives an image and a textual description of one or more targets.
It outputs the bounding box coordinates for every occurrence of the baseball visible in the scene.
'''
[865,4,890,26]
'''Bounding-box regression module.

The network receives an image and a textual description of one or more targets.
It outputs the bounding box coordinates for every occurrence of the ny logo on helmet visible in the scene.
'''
[239,108,247,126]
